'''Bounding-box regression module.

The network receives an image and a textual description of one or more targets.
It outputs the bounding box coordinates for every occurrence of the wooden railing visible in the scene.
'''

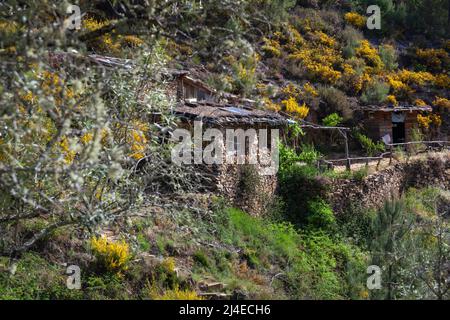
[318,140,449,171]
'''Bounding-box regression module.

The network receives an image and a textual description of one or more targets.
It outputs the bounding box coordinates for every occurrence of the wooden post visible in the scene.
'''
[389,145,393,164]
[342,130,351,171]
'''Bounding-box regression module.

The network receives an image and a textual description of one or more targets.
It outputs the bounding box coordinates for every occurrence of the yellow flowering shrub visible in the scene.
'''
[414,99,427,107]
[415,48,449,70]
[286,25,305,49]
[286,25,342,84]
[386,74,410,93]
[434,74,450,88]
[417,114,432,129]
[263,98,281,112]
[344,12,366,28]
[0,20,21,34]
[83,17,108,31]
[431,114,442,127]
[359,289,370,300]
[228,53,259,96]
[340,63,365,93]
[418,113,442,129]
[282,97,309,119]
[60,136,77,164]
[127,120,149,160]
[261,37,282,57]
[80,132,94,145]
[121,35,145,47]
[82,17,121,54]
[433,97,450,109]
[281,83,301,97]
[302,82,318,97]
[161,257,176,273]
[307,62,342,83]
[313,31,336,47]
[386,95,398,106]
[90,236,130,274]
[356,40,384,69]
[396,69,435,86]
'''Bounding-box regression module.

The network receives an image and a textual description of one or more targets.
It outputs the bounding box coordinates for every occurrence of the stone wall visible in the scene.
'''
[216,163,278,216]
[327,153,450,214]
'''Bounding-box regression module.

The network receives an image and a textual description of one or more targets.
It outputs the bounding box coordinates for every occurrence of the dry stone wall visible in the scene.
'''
[327,153,450,214]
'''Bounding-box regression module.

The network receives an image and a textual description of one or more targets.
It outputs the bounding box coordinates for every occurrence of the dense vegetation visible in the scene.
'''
[0,0,449,300]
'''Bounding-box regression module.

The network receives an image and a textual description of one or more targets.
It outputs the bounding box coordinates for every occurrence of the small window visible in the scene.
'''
[197,89,207,101]
[184,84,196,100]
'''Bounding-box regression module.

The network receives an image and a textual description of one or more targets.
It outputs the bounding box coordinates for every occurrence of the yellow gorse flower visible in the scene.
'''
[344,12,366,28]
[396,69,435,86]
[414,99,427,107]
[261,37,282,57]
[281,83,301,98]
[80,132,94,145]
[263,97,281,112]
[282,97,309,119]
[302,82,318,97]
[90,236,130,274]
[417,114,432,129]
[431,114,442,127]
[434,74,450,88]
[127,120,149,160]
[415,48,448,70]
[356,40,384,69]
[386,95,398,106]
[60,136,76,164]
[433,97,450,109]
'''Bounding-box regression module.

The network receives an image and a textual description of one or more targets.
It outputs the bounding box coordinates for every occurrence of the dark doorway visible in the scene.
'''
[392,122,405,143]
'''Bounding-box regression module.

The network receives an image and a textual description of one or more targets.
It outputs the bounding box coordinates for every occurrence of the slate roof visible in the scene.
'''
[359,104,432,112]
[174,101,287,126]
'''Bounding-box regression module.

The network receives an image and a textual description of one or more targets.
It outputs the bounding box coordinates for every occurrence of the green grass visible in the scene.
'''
[213,207,367,299]
[0,253,83,300]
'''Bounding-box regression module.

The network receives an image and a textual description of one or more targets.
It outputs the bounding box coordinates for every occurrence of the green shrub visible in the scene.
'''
[341,26,364,58]
[193,250,210,268]
[352,166,369,181]
[306,198,336,229]
[319,86,353,120]
[298,144,322,165]
[322,113,344,127]
[279,143,322,172]
[379,44,398,71]
[137,233,150,252]
[278,164,330,227]
[360,78,390,104]
[279,143,301,173]
[354,132,385,156]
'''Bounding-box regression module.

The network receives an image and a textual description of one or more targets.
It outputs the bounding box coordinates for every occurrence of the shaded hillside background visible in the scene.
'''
[0,0,449,300]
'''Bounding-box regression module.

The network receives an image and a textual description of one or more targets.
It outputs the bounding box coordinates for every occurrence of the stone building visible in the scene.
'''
[169,71,288,215]
[359,104,432,144]
[49,52,287,214]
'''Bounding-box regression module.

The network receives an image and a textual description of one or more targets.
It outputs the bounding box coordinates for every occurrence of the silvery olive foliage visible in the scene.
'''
[0,1,189,254]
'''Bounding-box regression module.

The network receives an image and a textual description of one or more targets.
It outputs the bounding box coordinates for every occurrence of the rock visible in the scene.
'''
[198,281,226,292]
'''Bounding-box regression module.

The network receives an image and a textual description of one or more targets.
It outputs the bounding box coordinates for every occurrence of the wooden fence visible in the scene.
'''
[318,140,450,171]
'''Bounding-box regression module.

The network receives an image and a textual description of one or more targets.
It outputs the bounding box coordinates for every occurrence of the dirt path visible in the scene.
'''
[332,150,450,174]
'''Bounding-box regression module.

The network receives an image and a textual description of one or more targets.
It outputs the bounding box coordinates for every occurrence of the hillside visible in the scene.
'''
[0,0,449,301]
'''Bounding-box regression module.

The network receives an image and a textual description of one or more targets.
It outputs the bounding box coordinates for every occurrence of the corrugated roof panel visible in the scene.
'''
[220,107,251,116]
